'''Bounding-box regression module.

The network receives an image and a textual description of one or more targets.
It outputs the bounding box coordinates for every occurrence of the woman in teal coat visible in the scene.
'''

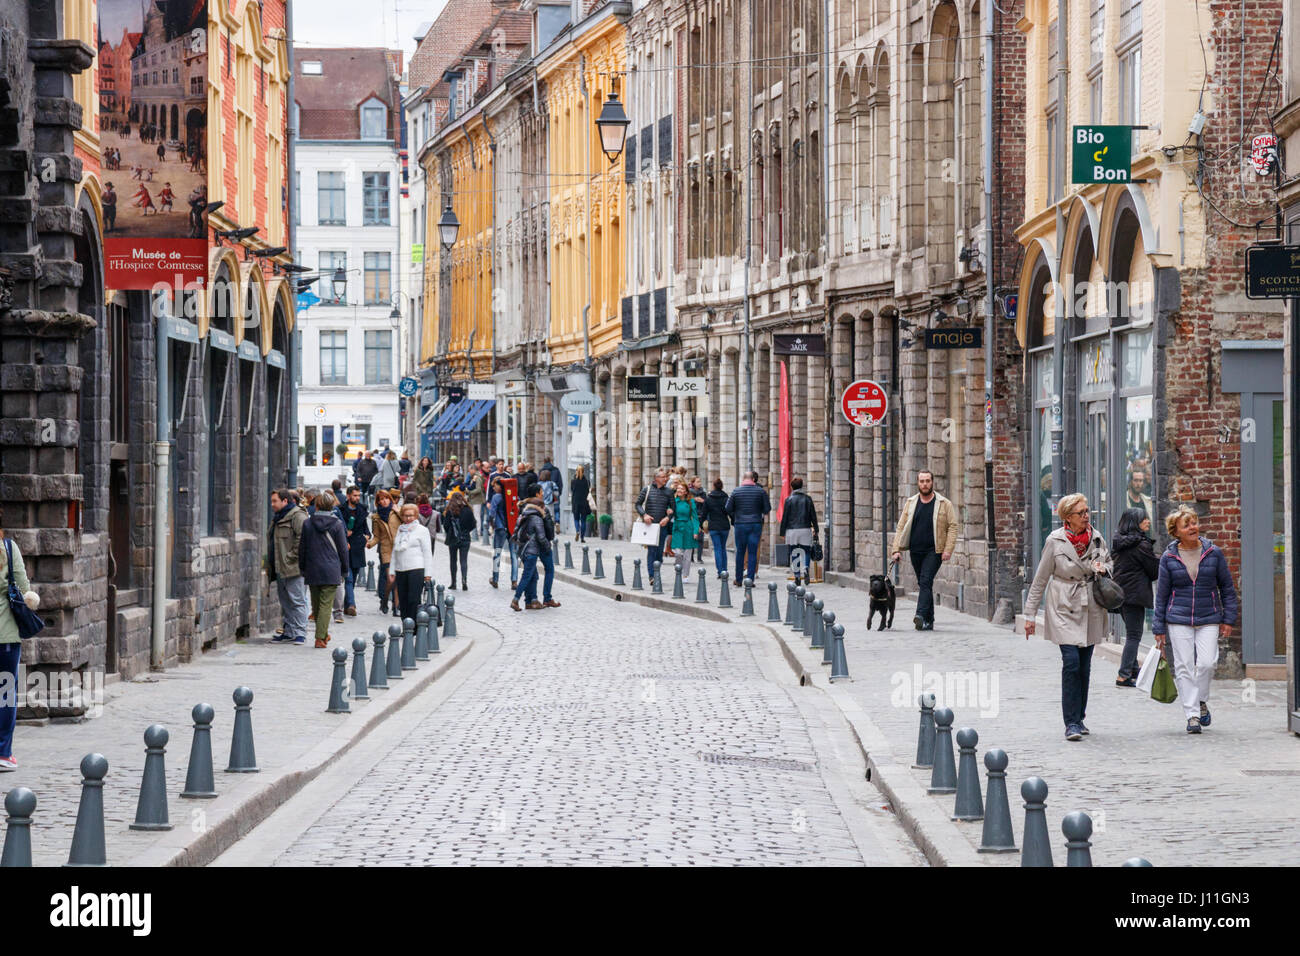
[669,482,701,583]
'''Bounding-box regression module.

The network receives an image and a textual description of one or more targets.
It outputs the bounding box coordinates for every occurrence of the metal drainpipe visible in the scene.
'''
[580,56,593,366]
[821,0,832,569]
[286,0,299,488]
[742,17,755,474]
[486,115,497,379]
[152,297,169,669]
[1050,0,1068,502]
[982,0,997,616]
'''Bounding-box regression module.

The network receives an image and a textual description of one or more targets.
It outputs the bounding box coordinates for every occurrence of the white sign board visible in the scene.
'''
[662,377,707,397]
[561,390,603,413]
[467,383,495,401]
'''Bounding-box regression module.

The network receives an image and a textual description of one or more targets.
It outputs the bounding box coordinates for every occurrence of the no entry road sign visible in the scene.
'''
[841,380,888,427]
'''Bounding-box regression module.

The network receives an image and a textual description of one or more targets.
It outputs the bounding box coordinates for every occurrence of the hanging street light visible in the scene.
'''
[438,203,460,248]
[595,90,631,164]
[331,267,347,299]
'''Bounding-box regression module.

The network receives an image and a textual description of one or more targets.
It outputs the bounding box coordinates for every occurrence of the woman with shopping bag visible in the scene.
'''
[1022,493,1112,742]
[1152,506,1238,735]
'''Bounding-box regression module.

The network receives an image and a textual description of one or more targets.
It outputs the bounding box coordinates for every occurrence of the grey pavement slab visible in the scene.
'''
[528,532,1298,867]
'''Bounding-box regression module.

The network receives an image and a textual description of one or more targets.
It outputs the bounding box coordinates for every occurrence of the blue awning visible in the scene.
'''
[431,399,477,437]
[451,398,494,439]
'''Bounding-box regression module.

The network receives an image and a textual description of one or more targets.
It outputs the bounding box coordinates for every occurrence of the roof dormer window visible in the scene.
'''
[360,97,387,139]
[301,60,322,75]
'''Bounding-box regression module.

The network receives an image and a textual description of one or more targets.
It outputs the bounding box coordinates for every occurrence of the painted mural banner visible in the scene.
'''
[98,0,209,290]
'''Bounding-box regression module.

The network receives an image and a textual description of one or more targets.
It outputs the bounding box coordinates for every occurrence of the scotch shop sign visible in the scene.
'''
[1071,125,1132,184]
[1245,244,1300,299]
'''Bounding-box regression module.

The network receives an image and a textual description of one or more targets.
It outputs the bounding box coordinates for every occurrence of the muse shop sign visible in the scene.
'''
[1245,244,1300,299]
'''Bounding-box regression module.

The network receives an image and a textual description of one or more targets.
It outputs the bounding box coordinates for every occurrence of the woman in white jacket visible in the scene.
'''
[388,502,434,619]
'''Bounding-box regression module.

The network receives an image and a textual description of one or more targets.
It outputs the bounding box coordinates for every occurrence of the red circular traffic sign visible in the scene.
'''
[840,380,888,427]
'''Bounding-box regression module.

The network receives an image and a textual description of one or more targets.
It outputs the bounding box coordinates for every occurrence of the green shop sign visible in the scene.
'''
[1071,125,1132,184]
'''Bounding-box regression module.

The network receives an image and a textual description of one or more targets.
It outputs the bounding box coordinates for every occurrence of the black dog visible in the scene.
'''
[867,574,896,631]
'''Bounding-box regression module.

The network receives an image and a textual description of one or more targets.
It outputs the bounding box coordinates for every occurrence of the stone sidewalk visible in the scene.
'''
[3,597,481,866]
[515,532,1298,866]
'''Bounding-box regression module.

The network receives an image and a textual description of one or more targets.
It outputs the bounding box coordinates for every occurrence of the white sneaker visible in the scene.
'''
[0,756,16,772]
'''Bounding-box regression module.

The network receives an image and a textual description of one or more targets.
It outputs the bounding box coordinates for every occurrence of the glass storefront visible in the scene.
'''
[1031,349,1055,556]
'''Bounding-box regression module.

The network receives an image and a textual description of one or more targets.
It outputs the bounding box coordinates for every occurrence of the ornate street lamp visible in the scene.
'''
[594,90,631,164]
[437,203,460,248]
[331,267,347,299]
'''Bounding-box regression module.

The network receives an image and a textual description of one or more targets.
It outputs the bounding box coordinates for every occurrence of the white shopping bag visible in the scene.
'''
[1134,644,1162,694]
[629,520,660,546]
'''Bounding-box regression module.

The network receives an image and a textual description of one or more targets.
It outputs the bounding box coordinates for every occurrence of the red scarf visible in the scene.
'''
[1064,525,1091,557]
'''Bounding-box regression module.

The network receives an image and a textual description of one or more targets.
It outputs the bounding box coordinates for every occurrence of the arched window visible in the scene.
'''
[926,2,959,276]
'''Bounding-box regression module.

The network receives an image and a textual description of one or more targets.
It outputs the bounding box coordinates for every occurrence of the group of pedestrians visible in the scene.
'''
[1024,494,1238,741]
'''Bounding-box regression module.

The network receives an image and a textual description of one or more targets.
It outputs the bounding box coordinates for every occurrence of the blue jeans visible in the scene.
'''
[733,522,762,584]
[645,524,670,581]
[709,529,729,576]
[1060,644,1095,728]
[527,550,555,603]
[514,553,539,602]
[344,567,358,609]
[492,528,518,584]
[0,642,18,758]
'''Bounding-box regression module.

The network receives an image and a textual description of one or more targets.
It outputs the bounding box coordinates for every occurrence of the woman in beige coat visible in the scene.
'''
[1023,493,1112,741]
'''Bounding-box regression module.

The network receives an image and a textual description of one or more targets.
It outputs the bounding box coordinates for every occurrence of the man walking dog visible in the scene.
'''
[890,470,958,630]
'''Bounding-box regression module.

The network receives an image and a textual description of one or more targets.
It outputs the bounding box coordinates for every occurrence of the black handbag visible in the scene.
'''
[5,538,44,639]
[1083,536,1125,611]
[811,533,824,563]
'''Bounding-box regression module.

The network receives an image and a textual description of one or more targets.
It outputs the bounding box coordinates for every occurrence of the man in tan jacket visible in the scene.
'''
[890,470,958,630]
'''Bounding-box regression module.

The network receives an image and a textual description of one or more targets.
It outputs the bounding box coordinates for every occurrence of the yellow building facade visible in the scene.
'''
[539,15,626,367]
[443,116,496,379]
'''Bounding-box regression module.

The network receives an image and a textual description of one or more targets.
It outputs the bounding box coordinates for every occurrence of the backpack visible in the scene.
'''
[542,510,556,541]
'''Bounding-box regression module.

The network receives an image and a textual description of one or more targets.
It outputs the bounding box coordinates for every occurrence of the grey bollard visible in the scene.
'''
[351,637,370,700]
[1063,811,1093,867]
[385,623,404,680]
[594,549,605,580]
[581,545,591,575]
[717,575,732,609]
[369,630,389,689]
[912,693,937,768]
[614,555,625,586]
[767,582,781,621]
[180,703,217,798]
[365,561,375,591]
[672,563,685,599]
[792,586,805,630]
[821,608,836,665]
[443,594,458,638]
[811,598,825,649]
[802,590,816,639]
[414,609,430,661]
[631,558,643,590]
[327,647,351,714]
[225,687,259,773]
[951,728,984,821]
[436,584,446,623]
[829,623,851,681]
[426,605,442,654]
[1020,777,1053,867]
[564,541,574,570]
[400,617,417,670]
[695,568,709,603]
[740,579,755,616]
[651,562,664,595]
[1,787,35,867]
[926,707,957,794]
[66,753,109,867]
[130,724,174,831]
[1122,857,1154,867]
[785,583,796,626]
[978,748,1016,853]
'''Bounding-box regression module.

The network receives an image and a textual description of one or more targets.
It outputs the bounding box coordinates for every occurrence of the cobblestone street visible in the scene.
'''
[256,575,923,866]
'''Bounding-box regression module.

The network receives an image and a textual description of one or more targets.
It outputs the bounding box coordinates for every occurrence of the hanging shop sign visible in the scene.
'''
[561,390,602,413]
[398,376,420,397]
[99,0,210,290]
[627,376,659,402]
[924,327,984,349]
[1245,244,1300,299]
[772,334,826,356]
[662,377,706,397]
[466,383,495,400]
[1071,125,1132,184]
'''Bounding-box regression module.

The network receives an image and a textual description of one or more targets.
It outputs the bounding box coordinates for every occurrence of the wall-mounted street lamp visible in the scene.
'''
[437,203,460,248]
[594,90,631,164]
[331,267,347,299]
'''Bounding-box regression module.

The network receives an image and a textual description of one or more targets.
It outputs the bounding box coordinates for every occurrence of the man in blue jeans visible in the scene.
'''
[726,471,772,587]
[634,467,675,582]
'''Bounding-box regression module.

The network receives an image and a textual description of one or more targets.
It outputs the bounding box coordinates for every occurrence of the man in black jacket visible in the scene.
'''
[338,487,370,616]
[635,467,675,575]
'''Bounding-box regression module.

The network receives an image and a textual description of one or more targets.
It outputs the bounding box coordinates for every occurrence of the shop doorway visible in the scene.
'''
[1241,393,1285,667]
[1080,400,1110,540]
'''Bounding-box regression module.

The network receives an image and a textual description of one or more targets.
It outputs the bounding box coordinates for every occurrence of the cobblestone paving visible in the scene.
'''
[5,599,434,867]
[276,578,911,866]
[555,534,1300,866]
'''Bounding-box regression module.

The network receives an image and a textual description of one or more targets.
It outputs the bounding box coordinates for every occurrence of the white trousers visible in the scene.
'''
[1167,623,1219,719]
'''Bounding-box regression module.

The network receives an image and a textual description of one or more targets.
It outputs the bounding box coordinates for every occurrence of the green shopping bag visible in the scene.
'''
[1150,654,1179,704]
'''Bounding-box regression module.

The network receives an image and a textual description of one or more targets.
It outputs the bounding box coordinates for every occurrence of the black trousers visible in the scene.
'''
[910,549,943,623]
[1118,605,1146,679]
[393,569,424,622]
[447,540,470,586]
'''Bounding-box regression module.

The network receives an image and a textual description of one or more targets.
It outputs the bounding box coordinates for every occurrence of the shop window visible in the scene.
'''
[304,425,318,467]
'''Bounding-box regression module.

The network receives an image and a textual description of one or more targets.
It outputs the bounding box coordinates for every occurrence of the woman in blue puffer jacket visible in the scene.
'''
[1152,506,1238,735]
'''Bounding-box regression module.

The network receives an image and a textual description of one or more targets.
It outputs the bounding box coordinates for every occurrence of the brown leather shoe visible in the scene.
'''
[489,579,498,589]
[526,601,544,610]
[314,638,328,648]
[344,606,357,616]
[543,600,561,608]
[510,599,521,612]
